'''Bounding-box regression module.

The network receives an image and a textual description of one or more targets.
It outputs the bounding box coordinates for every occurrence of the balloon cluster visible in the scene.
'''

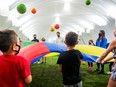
[50,24,60,32]
[17,4,37,14]
[86,0,91,5]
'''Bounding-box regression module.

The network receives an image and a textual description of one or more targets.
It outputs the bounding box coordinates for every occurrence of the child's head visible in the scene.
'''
[0,29,20,55]
[33,34,37,39]
[41,37,46,42]
[65,32,78,46]
[88,40,93,45]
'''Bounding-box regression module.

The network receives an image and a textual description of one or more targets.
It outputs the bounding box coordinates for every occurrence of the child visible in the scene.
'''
[57,32,83,87]
[88,40,95,69]
[41,37,46,64]
[0,30,32,87]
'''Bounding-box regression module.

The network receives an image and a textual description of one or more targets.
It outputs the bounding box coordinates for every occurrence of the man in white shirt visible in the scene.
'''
[56,32,64,44]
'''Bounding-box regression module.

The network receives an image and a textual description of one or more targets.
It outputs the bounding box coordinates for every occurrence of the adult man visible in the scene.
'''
[31,34,39,42]
[31,34,40,63]
[56,32,64,44]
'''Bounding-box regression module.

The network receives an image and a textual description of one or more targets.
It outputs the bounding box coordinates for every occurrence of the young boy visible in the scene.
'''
[0,30,32,87]
[57,32,83,87]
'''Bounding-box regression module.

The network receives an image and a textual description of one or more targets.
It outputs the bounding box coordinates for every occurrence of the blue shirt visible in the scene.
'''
[96,37,107,48]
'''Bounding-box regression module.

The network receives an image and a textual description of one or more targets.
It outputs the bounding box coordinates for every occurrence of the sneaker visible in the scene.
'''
[98,71,105,74]
[90,66,93,70]
[88,66,91,69]
[38,61,40,64]
[90,66,93,69]
[107,72,112,75]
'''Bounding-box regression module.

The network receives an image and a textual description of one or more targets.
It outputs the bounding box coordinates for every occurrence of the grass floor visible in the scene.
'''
[26,56,110,87]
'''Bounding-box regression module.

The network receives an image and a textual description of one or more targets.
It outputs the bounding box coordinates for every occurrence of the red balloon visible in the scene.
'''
[31,8,36,14]
[54,24,60,29]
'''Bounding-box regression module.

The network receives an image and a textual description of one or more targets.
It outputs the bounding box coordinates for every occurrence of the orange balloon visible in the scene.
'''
[31,8,36,14]
[81,61,86,65]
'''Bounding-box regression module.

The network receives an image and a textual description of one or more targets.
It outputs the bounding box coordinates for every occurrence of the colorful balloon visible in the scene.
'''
[54,24,60,29]
[86,0,91,5]
[31,8,37,14]
[50,26,55,32]
[81,61,86,65]
[17,4,27,14]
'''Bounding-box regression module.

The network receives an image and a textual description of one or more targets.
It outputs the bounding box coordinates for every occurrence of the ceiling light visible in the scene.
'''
[64,0,72,3]
[55,16,60,23]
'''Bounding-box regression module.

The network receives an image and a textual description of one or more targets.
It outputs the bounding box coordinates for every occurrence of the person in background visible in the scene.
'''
[31,34,40,63]
[88,40,95,70]
[0,30,32,87]
[96,27,116,87]
[56,32,64,44]
[41,37,46,64]
[57,32,83,87]
[31,34,39,42]
[94,30,107,74]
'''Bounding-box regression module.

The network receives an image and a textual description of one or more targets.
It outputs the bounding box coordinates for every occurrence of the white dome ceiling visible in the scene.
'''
[0,0,116,43]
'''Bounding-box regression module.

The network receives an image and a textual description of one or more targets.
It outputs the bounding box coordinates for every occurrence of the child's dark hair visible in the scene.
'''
[89,40,95,46]
[65,32,78,46]
[0,29,18,52]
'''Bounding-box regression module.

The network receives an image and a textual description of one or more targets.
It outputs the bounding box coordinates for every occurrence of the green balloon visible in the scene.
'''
[86,0,91,5]
[17,4,27,14]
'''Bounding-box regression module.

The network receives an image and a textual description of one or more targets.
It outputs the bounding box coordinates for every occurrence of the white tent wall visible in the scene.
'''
[0,16,29,41]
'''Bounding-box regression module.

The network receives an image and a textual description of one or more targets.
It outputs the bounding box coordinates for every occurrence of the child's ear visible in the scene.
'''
[12,44,17,51]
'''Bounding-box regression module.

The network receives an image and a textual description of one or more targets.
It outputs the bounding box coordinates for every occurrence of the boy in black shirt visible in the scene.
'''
[57,32,83,87]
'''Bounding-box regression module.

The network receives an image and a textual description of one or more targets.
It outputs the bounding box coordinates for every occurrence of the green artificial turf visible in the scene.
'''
[26,56,110,87]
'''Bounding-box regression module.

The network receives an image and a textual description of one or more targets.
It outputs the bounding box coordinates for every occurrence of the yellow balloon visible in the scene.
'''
[50,26,55,32]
